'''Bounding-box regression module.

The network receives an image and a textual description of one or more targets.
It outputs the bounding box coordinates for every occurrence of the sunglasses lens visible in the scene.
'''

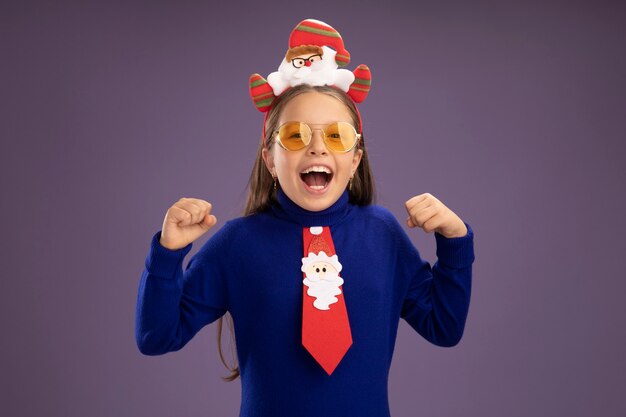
[278,122,309,150]
[324,122,357,152]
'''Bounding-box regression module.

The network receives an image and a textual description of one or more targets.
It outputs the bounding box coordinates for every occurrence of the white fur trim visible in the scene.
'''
[301,251,342,273]
[310,226,323,235]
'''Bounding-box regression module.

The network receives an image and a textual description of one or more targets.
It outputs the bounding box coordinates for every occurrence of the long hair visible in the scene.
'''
[217,84,376,381]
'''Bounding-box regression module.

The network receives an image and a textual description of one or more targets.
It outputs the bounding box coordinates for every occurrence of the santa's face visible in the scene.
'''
[262,91,363,212]
[278,47,338,84]
[303,261,340,282]
[281,52,322,80]
[302,260,344,310]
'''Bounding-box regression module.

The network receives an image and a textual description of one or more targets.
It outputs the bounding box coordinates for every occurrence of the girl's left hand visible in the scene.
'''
[405,193,468,238]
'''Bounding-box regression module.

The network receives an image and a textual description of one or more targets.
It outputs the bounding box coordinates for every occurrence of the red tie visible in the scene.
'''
[301,226,352,375]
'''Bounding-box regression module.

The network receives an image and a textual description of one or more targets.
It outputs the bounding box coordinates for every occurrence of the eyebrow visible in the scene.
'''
[292,54,321,60]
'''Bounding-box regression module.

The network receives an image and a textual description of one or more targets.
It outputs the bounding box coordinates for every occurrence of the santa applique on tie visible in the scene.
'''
[301,226,352,375]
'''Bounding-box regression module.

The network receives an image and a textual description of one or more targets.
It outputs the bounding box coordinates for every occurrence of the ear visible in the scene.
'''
[351,148,363,176]
[262,147,276,177]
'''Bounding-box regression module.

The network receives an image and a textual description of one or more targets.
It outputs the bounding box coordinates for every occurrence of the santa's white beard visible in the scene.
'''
[303,274,344,310]
[292,66,311,80]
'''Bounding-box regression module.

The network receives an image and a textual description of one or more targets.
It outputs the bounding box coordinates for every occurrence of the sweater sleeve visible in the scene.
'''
[135,228,230,355]
[398,221,475,347]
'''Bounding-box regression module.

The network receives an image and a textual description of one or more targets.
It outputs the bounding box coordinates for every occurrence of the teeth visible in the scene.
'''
[301,166,332,174]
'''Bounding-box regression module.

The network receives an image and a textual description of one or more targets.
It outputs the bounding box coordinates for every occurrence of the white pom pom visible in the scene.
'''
[310,226,323,235]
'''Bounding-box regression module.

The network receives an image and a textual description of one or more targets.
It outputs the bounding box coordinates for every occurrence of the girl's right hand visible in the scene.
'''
[159,198,217,250]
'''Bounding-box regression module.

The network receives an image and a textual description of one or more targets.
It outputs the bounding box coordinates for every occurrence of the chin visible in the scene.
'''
[295,187,345,212]
[299,196,335,212]
[281,172,348,212]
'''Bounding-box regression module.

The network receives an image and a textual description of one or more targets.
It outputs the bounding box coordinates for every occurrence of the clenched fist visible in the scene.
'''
[160,198,217,250]
[405,193,467,238]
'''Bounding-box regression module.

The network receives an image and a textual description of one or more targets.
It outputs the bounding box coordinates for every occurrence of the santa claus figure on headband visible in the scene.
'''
[249,19,372,112]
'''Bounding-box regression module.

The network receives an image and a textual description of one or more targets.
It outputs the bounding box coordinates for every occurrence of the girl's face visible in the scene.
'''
[262,91,363,212]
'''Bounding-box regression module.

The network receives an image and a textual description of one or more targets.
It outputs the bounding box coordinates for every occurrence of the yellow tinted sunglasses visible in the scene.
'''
[272,121,361,153]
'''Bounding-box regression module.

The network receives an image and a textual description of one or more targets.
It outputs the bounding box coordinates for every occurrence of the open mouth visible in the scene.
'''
[300,166,333,191]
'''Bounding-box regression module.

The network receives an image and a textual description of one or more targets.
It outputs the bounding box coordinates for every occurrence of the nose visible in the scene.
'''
[307,129,328,155]
[305,60,312,67]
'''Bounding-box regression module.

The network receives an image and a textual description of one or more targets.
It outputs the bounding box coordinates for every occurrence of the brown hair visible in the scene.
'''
[285,45,324,61]
[216,84,376,381]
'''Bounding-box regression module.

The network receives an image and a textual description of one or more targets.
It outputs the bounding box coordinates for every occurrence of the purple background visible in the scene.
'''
[2,1,625,416]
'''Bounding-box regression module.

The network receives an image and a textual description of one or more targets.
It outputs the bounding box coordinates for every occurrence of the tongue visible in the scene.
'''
[303,172,327,187]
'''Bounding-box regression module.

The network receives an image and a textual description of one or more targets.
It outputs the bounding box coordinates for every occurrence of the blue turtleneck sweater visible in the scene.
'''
[135,190,474,417]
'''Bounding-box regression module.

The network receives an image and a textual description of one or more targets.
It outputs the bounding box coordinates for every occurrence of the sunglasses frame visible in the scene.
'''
[291,54,323,68]
[272,121,362,153]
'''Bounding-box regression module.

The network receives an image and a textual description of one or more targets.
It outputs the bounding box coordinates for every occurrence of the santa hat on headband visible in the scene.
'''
[248,19,372,116]
[288,19,351,67]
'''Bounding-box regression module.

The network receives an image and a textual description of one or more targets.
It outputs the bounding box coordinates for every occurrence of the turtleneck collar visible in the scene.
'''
[271,189,352,227]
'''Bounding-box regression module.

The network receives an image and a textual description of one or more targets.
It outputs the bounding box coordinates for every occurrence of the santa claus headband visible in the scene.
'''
[248,19,372,142]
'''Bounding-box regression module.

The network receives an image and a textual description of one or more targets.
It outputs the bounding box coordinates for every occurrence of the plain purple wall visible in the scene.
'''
[2,1,625,416]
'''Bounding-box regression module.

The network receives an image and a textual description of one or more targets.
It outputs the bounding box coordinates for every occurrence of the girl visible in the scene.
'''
[135,19,474,417]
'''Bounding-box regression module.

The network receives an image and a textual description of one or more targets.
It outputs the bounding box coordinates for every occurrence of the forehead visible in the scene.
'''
[278,92,352,125]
